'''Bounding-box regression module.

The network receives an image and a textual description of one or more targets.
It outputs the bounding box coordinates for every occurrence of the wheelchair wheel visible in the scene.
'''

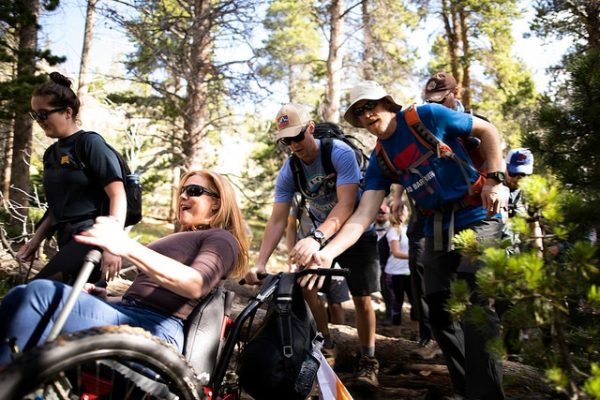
[0,325,202,400]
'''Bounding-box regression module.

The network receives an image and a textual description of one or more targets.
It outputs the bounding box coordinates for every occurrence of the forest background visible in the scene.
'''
[1,0,599,398]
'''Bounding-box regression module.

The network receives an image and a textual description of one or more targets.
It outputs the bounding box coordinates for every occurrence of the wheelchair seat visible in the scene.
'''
[182,286,235,382]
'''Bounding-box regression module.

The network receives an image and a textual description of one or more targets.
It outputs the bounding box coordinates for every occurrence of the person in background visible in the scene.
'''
[423,71,464,112]
[375,203,394,324]
[17,72,127,285]
[384,201,416,328]
[0,170,249,364]
[245,104,380,391]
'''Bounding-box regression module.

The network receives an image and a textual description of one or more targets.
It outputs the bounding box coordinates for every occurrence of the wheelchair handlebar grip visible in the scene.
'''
[238,272,268,286]
[296,268,349,278]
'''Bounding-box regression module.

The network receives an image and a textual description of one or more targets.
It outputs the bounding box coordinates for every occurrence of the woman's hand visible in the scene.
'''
[16,240,40,262]
[101,251,122,281]
[83,283,108,299]
[74,216,133,258]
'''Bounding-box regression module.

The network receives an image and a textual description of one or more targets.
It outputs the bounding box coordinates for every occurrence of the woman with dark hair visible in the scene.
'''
[16,72,127,284]
[0,170,249,363]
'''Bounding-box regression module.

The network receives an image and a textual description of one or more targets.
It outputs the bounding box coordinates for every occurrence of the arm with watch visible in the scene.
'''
[290,183,358,268]
[470,116,509,216]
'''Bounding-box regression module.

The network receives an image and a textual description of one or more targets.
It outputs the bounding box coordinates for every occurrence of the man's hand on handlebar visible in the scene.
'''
[296,250,335,290]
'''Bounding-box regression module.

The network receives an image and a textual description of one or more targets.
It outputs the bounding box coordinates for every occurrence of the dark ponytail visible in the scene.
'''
[33,72,80,118]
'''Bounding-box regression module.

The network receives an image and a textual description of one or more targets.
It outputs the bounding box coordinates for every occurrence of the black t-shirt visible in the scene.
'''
[43,130,123,227]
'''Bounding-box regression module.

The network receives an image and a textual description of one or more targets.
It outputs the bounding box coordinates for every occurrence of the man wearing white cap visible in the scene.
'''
[244,103,381,391]
[295,81,509,400]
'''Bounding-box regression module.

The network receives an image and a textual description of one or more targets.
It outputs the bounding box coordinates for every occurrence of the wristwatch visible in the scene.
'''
[486,171,506,184]
[310,230,326,246]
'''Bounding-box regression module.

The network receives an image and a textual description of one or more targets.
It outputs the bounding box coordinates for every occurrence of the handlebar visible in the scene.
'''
[238,267,349,285]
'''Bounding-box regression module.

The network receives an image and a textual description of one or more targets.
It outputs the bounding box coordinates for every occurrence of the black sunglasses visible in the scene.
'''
[508,171,527,178]
[29,107,67,122]
[180,184,220,198]
[278,125,308,146]
[425,93,449,105]
[352,100,379,117]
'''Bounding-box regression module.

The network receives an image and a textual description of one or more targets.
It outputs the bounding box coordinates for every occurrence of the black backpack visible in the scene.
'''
[238,273,321,400]
[290,122,369,201]
[74,131,142,227]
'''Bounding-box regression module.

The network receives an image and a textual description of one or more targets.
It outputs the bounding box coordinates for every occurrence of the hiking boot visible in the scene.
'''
[321,345,337,368]
[354,355,379,391]
[410,339,443,360]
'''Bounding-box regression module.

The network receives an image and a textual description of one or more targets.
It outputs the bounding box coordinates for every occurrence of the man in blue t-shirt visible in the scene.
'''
[244,103,381,391]
[296,81,509,400]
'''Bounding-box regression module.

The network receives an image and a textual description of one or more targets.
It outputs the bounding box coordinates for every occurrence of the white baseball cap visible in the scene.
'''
[275,103,311,140]
[343,81,401,128]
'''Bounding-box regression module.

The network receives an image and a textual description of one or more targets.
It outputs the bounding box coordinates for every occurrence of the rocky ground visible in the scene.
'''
[0,253,554,400]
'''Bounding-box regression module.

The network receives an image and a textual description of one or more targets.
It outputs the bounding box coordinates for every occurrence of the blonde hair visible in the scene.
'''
[177,170,249,279]
[390,201,409,226]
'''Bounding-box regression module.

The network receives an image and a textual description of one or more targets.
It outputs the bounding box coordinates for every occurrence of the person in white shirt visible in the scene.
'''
[384,201,416,326]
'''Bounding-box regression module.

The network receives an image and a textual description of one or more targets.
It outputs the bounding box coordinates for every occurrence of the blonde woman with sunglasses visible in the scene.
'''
[0,170,249,363]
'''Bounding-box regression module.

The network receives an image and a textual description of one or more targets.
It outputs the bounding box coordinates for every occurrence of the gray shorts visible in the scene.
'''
[333,230,380,297]
[318,272,351,304]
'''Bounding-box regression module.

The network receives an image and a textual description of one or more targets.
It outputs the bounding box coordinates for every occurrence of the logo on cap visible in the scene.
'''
[277,115,289,130]
[426,81,438,91]
[515,153,528,163]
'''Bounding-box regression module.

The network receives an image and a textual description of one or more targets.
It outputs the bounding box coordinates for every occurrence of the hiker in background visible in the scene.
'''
[244,104,381,391]
[301,80,509,400]
[286,193,350,326]
[384,200,416,329]
[16,72,127,285]
[375,203,394,325]
[497,148,535,356]
[423,71,464,112]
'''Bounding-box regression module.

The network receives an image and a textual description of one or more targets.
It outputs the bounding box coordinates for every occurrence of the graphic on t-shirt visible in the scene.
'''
[305,172,337,215]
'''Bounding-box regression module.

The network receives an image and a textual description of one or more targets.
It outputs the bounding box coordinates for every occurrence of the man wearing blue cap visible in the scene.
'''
[504,148,534,219]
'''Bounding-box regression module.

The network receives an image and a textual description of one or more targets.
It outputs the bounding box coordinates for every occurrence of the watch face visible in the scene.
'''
[313,230,324,239]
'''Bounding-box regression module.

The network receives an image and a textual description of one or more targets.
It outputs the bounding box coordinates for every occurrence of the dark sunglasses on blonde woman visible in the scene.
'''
[29,107,67,122]
[180,184,220,198]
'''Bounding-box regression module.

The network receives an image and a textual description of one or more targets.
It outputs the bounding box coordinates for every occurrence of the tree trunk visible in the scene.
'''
[183,0,212,170]
[441,0,460,82]
[322,0,344,123]
[459,7,471,109]
[9,0,39,228]
[78,0,98,104]
[1,120,13,201]
[361,0,374,81]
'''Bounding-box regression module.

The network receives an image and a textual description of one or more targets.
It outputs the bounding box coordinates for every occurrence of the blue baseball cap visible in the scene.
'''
[506,148,534,175]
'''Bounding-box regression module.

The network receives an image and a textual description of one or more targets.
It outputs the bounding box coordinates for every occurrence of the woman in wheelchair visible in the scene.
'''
[0,169,249,364]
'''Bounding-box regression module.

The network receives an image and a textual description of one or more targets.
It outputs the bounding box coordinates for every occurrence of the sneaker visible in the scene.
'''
[321,345,337,368]
[410,339,443,360]
[354,355,379,391]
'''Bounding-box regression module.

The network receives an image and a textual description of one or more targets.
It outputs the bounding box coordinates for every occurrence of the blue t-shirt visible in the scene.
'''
[275,139,361,225]
[364,104,490,235]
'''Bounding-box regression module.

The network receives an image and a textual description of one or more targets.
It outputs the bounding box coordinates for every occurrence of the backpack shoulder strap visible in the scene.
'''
[320,137,335,177]
[290,155,314,200]
[403,104,453,158]
[73,131,102,170]
[375,140,402,181]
